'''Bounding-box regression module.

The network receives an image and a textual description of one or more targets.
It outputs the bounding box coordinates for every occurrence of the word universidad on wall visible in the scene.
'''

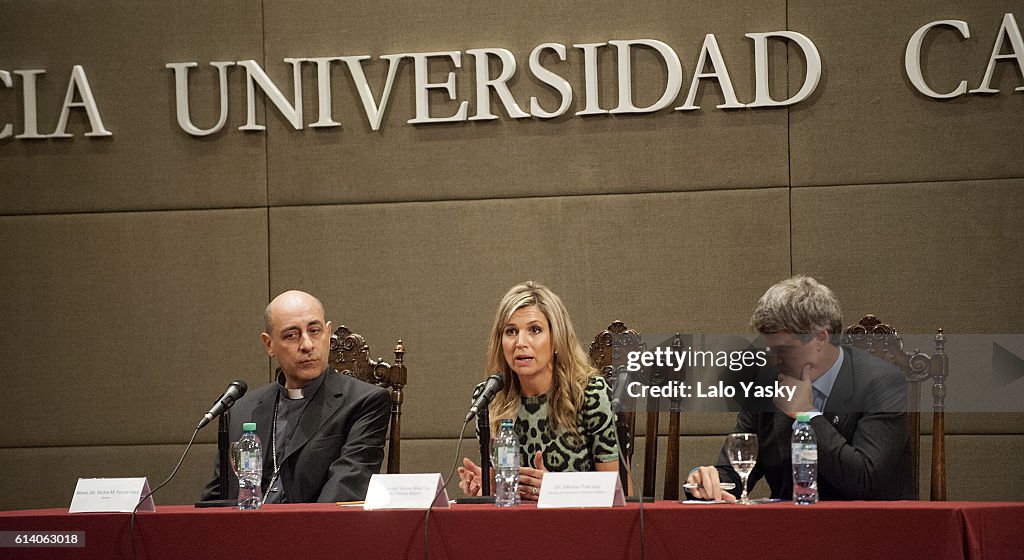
[0,13,1021,140]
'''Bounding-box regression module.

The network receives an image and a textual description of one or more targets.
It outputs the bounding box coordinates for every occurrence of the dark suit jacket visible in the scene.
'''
[714,345,914,500]
[201,368,390,503]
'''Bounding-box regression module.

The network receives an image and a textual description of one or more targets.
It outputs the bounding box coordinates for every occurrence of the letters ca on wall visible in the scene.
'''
[0,14,1021,140]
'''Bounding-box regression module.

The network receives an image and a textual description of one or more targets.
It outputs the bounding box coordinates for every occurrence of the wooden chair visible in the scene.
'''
[842,315,947,500]
[328,325,407,474]
[589,321,684,500]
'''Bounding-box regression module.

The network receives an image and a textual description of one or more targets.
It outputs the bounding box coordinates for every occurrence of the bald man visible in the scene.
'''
[201,290,390,503]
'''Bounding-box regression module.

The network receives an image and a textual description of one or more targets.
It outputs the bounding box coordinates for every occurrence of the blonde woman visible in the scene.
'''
[458,281,619,501]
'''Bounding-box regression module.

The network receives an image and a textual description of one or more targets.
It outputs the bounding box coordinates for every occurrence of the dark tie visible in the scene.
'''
[812,388,827,412]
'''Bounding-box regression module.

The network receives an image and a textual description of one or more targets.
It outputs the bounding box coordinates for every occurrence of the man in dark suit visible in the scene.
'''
[201,290,390,503]
[687,276,913,501]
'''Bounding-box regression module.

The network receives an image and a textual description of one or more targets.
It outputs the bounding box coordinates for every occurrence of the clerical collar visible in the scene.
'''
[275,367,327,400]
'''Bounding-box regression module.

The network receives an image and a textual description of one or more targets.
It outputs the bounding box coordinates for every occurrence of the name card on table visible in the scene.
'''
[364,473,450,510]
[69,478,154,513]
[537,471,625,509]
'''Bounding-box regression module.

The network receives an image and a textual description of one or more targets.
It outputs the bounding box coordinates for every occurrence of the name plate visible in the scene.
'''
[363,473,450,510]
[537,471,625,508]
[69,478,154,513]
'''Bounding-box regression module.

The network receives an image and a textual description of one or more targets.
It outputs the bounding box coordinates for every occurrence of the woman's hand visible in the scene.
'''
[519,451,548,501]
[458,457,483,496]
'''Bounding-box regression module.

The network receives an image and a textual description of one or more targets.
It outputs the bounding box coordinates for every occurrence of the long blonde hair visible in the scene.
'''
[485,281,597,436]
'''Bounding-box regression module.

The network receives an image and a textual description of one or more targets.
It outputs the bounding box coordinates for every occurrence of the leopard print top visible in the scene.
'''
[473,376,619,471]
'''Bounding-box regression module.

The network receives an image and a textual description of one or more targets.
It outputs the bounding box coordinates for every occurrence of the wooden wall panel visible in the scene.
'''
[0,210,270,448]
[0,1,267,213]
[788,1,1024,186]
[261,0,790,205]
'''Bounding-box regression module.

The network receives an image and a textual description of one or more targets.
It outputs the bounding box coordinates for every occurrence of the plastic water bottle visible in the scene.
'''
[494,419,520,507]
[792,412,818,505]
[235,422,263,510]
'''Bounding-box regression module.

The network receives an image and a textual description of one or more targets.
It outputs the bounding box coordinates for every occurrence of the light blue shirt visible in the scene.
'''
[799,346,843,426]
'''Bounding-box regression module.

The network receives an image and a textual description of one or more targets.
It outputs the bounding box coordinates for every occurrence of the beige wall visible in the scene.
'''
[1,1,1022,509]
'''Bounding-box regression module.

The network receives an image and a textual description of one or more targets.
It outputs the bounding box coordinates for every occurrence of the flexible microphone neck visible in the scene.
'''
[197,380,248,430]
[465,374,504,422]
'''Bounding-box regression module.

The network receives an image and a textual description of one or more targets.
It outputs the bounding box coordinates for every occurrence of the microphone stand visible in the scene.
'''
[455,408,498,504]
[194,410,236,507]
[611,397,631,493]
[612,381,649,503]
[478,407,494,498]
[218,410,230,496]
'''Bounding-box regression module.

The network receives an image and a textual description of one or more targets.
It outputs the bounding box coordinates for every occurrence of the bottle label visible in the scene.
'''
[495,447,518,468]
[240,450,260,471]
[792,443,817,463]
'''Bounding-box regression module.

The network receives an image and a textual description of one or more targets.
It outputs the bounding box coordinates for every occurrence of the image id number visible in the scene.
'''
[0,531,85,548]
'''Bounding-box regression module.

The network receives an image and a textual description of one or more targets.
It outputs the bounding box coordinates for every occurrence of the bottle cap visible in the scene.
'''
[242,422,257,431]
[796,412,812,423]
[500,419,513,428]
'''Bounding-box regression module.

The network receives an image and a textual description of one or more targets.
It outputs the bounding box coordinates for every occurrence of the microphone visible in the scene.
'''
[610,370,634,413]
[465,374,504,422]
[197,380,248,430]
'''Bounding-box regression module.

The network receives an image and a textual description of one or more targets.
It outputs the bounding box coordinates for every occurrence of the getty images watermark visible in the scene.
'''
[605,332,1024,413]
[622,347,796,401]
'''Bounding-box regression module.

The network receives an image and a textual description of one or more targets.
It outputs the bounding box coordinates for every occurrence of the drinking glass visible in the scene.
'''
[726,433,758,504]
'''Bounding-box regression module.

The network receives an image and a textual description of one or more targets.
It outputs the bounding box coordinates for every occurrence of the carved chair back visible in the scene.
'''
[842,315,947,500]
[329,325,407,474]
[589,321,684,500]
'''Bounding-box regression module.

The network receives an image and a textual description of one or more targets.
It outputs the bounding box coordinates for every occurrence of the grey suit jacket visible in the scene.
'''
[201,368,390,503]
[714,345,914,500]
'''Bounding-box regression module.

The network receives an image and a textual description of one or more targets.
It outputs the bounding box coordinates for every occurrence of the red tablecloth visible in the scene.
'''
[1,501,1021,560]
